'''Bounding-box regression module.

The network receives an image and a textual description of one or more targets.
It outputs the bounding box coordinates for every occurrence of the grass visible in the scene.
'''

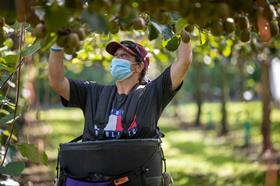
[35,101,280,186]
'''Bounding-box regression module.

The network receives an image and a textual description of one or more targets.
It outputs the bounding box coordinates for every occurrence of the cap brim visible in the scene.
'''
[106,41,137,57]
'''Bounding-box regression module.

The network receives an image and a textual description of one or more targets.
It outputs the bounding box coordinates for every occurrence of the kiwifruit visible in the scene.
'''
[148,24,158,41]
[240,30,251,43]
[133,17,146,30]
[73,28,86,40]
[270,20,279,37]
[238,15,250,30]
[211,19,223,36]
[57,35,68,48]
[165,36,181,51]
[180,30,191,43]
[224,18,235,34]
[185,25,194,33]
[33,23,46,39]
[26,11,40,27]
[67,33,80,48]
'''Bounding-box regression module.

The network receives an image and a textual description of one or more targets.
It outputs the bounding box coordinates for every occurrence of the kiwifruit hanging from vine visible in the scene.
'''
[185,25,194,33]
[33,23,46,39]
[240,30,251,43]
[73,28,86,40]
[211,19,224,36]
[180,30,191,43]
[26,11,40,27]
[67,33,80,49]
[57,35,68,48]
[224,18,235,34]
[133,16,146,30]
[237,15,250,30]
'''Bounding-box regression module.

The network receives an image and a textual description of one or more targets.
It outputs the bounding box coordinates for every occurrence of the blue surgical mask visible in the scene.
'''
[110,58,133,81]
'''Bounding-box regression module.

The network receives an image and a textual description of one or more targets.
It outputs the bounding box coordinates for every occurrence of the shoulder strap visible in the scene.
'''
[121,85,145,135]
[94,85,116,139]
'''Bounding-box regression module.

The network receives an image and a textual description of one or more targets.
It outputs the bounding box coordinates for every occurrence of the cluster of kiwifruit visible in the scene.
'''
[0,0,279,50]
[55,27,86,55]
[108,16,148,34]
[209,15,251,42]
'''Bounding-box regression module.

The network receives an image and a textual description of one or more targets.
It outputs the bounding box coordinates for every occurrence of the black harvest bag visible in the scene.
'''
[55,137,173,186]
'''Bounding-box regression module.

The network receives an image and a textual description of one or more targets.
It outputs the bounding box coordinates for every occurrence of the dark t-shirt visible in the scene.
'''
[61,66,182,141]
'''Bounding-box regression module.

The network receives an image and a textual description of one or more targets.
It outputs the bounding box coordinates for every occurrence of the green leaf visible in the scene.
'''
[41,33,57,52]
[0,63,14,72]
[17,143,48,165]
[148,24,159,41]
[150,21,174,40]
[0,113,21,126]
[191,30,208,47]
[21,42,41,57]
[0,161,25,177]
[165,35,181,51]
[2,130,18,141]
[175,18,187,33]
[3,55,19,66]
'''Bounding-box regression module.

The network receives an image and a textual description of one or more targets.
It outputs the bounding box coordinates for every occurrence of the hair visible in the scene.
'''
[135,55,147,85]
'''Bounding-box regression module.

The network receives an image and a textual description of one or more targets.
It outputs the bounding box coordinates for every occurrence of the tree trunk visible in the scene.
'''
[260,61,274,153]
[237,59,245,100]
[220,61,228,135]
[194,62,202,127]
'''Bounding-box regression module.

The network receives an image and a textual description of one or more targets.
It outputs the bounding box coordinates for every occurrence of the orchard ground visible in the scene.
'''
[26,101,280,186]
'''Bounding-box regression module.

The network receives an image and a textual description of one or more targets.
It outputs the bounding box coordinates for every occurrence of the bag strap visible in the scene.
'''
[121,85,145,136]
[94,85,117,139]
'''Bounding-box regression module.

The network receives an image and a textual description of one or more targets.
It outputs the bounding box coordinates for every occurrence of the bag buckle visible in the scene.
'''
[114,176,129,185]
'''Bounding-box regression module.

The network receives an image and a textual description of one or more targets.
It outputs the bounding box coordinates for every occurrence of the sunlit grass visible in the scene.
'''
[35,101,280,186]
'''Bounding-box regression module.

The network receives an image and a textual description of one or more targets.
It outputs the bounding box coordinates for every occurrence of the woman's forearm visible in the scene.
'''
[48,49,70,100]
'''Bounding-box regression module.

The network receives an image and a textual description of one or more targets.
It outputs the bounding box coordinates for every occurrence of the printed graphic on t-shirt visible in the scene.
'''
[94,108,138,139]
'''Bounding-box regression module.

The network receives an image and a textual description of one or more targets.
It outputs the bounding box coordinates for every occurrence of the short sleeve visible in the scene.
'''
[149,65,183,110]
[61,78,96,109]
